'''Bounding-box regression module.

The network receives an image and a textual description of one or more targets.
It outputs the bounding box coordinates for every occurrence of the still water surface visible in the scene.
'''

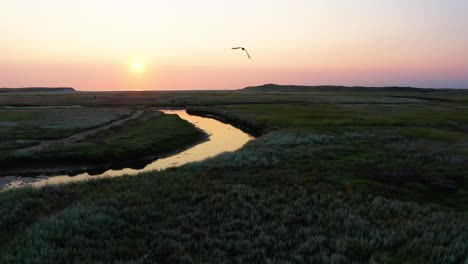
[8,110,253,189]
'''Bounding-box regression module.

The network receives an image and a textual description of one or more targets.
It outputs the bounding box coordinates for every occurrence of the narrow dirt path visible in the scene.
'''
[15,110,146,154]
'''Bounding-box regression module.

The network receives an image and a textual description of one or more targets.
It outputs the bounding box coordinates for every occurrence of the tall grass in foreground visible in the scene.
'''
[1,129,467,263]
[1,175,466,263]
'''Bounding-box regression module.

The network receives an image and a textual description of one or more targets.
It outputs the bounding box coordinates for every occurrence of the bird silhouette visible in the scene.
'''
[232,47,251,59]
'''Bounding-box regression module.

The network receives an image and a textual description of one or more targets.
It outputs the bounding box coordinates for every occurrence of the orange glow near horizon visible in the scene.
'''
[1,0,467,90]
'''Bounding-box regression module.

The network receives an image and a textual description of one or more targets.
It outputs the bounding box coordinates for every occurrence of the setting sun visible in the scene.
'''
[1,1,467,261]
[131,62,144,73]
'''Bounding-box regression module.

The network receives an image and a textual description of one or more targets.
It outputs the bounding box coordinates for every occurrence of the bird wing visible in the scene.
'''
[232,47,243,50]
[244,49,251,59]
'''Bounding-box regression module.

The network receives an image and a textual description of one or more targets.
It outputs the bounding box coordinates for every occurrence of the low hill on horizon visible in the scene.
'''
[241,84,445,93]
[0,87,76,93]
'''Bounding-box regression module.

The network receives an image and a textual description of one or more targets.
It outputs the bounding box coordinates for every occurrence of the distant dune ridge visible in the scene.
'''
[241,83,443,92]
[0,87,76,93]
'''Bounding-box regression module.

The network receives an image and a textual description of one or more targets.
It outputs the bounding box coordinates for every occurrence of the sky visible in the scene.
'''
[1,0,467,90]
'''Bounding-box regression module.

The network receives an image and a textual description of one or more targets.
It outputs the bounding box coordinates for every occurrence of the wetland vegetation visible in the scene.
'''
[0,86,467,263]
[0,108,204,174]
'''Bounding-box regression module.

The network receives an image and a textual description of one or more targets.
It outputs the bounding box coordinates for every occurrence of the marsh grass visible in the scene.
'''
[0,107,134,150]
[2,89,468,263]
[188,104,468,208]
[1,170,466,263]
[0,112,205,168]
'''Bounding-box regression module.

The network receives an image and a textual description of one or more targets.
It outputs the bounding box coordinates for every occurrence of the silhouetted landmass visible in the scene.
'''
[0,87,76,93]
[242,83,444,92]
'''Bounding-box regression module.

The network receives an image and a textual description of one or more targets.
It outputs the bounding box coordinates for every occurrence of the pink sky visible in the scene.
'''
[1,0,467,90]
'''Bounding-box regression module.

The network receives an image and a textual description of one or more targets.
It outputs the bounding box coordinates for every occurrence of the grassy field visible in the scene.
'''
[2,87,468,107]
[0,107,133,150]
[1,87,467,263]
[188,104,468,208]
[0,109,205,172]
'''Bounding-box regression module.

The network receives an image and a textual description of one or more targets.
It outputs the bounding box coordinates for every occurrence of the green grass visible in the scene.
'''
[0,167,466,263]
[0,107,134,150]
[1,89,468,263]
[188,103,468,208]
[189,103,468,129]
[0,111,205,168]
[4,88,468,107]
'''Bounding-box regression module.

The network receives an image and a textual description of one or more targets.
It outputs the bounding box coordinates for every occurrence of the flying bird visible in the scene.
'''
[232,47,251,59]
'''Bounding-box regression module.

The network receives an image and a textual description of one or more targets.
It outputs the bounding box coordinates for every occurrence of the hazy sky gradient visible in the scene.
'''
[1,0,467,90]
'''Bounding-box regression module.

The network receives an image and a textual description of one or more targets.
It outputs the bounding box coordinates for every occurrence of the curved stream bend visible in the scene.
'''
[1,110,253,190]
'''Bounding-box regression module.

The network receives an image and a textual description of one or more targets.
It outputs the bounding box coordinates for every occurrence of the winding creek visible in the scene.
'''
[1,110,254,190]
